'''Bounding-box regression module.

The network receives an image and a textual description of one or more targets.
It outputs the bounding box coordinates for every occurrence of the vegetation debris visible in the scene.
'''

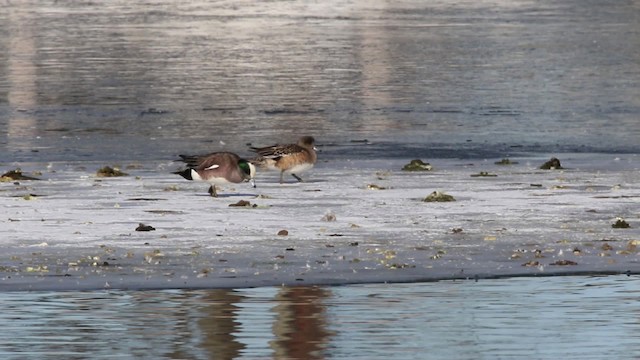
[366,184,387,190]
[522,261,540,267]
[135,223,156,231]
[402,159,433,171]
[612,218,630,228]
[470,171,497,177]
[423,191,456,202]
[540,157,563,170]
[1,169,40,181]
[495,158,519,165]
[97,166,128,177]
[550,260,578,266]
[229,200,256,208]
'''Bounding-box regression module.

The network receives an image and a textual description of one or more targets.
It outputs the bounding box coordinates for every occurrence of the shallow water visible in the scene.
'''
[0,275,638,359]
[1,0,639,163]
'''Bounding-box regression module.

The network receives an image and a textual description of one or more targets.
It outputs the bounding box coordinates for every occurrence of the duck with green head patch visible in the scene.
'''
[174,152,256,197]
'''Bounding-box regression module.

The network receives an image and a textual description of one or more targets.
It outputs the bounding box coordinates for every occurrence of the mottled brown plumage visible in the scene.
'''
[250,136,317,183]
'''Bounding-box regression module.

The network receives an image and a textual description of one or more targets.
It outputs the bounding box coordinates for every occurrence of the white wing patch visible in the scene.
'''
[204,164,220,171]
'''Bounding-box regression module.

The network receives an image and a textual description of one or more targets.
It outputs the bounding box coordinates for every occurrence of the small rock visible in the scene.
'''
[277,230,289,236]
[402,159,433,171]
[540,157,563,170]
[136,223,156,232]
[423,191,456,202]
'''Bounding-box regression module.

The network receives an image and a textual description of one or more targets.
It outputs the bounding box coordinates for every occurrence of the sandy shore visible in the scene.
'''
[1,153,638,291]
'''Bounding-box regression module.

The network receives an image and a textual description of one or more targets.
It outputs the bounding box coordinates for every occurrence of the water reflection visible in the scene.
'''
[6,3,38,144]
[197,290,245,360]
[271,286,333,359]
[1,0,638,163]
[1,276,639,359]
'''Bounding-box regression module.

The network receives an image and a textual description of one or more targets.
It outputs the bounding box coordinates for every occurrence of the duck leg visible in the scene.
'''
[208,185,218,197]
[291,173,303,182]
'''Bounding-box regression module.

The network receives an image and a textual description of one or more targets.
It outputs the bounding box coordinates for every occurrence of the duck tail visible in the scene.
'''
[173,168,193,181]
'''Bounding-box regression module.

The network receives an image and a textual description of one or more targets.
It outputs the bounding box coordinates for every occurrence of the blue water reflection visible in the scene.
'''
[2,0,639,163]
[1,275,638,359]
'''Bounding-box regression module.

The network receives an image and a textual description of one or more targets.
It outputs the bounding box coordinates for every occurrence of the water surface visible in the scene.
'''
[1,0,639,162]
[1,275,638,359]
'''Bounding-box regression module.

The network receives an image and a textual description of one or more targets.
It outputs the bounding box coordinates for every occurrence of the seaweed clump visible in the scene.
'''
[539,157,563,170]
[402,159,433,171]
[136,223,156,231]
[495,158,519,165]
[97,166,128,177]
[1,169,40,181]
[612,218,631,229]
[423,191,456,202]
[229,200,257,208]
[470,171,497,177]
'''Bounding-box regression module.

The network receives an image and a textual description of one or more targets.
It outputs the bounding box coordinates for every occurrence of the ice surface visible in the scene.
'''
[1,153,639,291]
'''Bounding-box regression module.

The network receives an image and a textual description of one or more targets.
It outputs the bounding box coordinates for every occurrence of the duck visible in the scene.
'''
[249,136,317,184]
[173,152,256,197]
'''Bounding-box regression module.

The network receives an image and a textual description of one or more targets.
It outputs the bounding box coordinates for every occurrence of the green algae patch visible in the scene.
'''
[612,218,631,229]
[1,169,41,181]
[402,159,433,171]
[97,166,128,177]
[423,191,456,202]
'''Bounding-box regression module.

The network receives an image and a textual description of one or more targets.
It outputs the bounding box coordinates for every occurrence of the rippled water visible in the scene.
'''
[1,276,638,359]
[1,0,639,162]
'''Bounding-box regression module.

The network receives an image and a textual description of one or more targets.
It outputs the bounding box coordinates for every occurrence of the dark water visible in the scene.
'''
[1,0,639,163]
[1,276,638,359]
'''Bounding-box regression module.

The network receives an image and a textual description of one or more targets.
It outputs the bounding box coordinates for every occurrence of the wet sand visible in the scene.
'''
[1,153,638,291]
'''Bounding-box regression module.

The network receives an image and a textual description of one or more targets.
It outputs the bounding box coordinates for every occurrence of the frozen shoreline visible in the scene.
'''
[1,153,639,291]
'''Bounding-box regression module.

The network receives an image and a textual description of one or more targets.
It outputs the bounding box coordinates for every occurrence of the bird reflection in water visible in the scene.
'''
[270,286,334,359]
